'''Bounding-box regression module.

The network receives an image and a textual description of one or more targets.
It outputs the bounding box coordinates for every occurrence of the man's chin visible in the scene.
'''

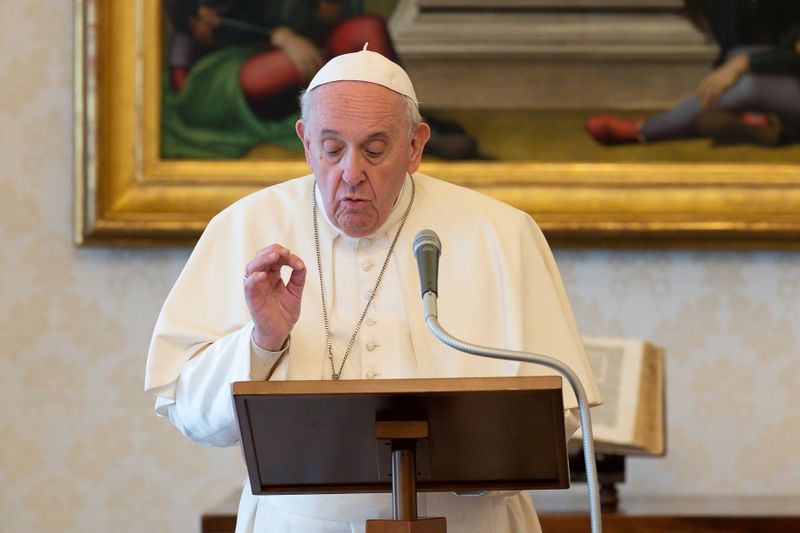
[335,216,379,238]
[340,225,377,238]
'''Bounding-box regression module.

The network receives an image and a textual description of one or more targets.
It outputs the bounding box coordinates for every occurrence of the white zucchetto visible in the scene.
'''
[306,44,418,105]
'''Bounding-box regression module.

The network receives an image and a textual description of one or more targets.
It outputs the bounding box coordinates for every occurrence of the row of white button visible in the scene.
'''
[364,285,379,374]
[358,235,386,380]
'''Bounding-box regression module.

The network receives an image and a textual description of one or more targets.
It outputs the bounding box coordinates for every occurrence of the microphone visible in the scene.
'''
[413,230,603,533]
[413,229,441,297]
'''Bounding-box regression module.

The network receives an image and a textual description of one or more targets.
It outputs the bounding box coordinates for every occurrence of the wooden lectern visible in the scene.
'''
[233,376,570,532]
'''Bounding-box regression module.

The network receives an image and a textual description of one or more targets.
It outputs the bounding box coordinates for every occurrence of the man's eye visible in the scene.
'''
[364,144,386,157]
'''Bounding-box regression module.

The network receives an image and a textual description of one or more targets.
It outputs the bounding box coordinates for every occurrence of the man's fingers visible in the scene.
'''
[286,262,307,297]
[245,245,289,276]
[245,245,306,279]
[243,270,265,284]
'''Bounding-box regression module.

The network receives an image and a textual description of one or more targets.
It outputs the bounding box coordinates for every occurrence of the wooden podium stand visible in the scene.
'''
[233,376,570,532]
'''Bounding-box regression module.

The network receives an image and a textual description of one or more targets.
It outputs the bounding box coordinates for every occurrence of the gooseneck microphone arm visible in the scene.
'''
[413,230,603,533]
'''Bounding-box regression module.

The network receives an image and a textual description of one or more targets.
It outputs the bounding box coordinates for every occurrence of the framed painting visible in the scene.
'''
[74,0,800,247]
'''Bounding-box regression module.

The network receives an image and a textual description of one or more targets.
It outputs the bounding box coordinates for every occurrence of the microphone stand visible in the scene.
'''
[422,291,603,533]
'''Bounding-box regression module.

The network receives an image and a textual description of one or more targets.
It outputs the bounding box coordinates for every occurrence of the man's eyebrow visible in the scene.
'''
[318,130,391,142]
[364,132,390,142]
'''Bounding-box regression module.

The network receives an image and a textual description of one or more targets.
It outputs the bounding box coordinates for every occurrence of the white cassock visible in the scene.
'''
[145,173,601,533]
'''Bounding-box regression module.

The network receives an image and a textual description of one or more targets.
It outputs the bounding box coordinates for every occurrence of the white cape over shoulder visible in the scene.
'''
[146,173,600,407]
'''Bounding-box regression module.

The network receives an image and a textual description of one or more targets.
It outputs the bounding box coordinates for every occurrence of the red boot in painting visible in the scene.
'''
[584,114,644,145]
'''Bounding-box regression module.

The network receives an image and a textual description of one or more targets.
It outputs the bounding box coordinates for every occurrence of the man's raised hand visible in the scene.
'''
[244,244,306,351]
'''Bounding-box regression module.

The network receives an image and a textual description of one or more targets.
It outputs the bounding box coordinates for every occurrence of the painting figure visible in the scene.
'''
[585,0,800,147]
[162,0,479,160]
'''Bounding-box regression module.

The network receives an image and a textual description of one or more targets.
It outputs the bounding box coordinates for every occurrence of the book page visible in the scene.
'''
[579,337,644,444]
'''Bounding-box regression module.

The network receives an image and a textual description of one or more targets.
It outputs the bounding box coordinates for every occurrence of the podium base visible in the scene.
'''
[366,517,446,533]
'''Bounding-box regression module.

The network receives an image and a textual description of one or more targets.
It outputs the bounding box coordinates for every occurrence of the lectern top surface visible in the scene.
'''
[233,375,562,396]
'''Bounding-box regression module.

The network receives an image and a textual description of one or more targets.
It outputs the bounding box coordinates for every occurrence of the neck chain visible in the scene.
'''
[313,176,416,380]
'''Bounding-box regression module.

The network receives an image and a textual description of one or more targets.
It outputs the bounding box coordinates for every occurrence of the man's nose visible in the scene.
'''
[340,150,366,185]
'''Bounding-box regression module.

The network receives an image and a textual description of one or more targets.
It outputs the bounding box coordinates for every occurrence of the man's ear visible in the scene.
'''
[407,122,431,174]
[295,119,312,167]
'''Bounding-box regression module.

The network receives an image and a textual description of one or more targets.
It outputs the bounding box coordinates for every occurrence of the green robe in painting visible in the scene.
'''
[161,0,365,159]
[161,46,301,159]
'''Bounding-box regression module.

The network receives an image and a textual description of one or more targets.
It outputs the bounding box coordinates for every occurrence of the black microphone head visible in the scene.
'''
[413,229,441,256]
[413,229,441,298]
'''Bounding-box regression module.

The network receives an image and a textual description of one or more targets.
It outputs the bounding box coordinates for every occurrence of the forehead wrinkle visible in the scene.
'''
[311,82,406,131]
[317,129,391,144]
[319,103,397,130]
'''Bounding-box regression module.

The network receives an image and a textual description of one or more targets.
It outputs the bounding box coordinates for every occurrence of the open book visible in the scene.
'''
[570,336,666,456]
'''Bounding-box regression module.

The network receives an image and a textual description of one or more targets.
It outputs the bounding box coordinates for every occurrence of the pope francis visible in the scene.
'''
[145,47,601,533]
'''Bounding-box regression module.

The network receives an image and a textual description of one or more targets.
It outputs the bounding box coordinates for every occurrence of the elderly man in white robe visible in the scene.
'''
[145,48,601,533]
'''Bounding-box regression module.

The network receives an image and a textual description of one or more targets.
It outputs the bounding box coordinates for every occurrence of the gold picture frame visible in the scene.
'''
[75,0,800,247]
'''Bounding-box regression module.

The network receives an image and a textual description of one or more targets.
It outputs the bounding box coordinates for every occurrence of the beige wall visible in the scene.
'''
[0,2,798,531]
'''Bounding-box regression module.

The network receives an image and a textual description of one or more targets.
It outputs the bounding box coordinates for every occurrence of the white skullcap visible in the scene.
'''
[306,44,418,105]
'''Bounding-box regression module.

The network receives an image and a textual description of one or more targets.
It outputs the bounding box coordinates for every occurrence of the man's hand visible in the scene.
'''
[697,54,749,108]
[244,244,307,352]
[271,26,325,81]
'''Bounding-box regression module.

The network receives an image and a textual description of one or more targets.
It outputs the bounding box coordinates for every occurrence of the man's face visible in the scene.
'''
[296,81,429,238]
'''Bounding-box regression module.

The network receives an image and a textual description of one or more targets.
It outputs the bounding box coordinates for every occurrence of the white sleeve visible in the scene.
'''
[161,323,286,447]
